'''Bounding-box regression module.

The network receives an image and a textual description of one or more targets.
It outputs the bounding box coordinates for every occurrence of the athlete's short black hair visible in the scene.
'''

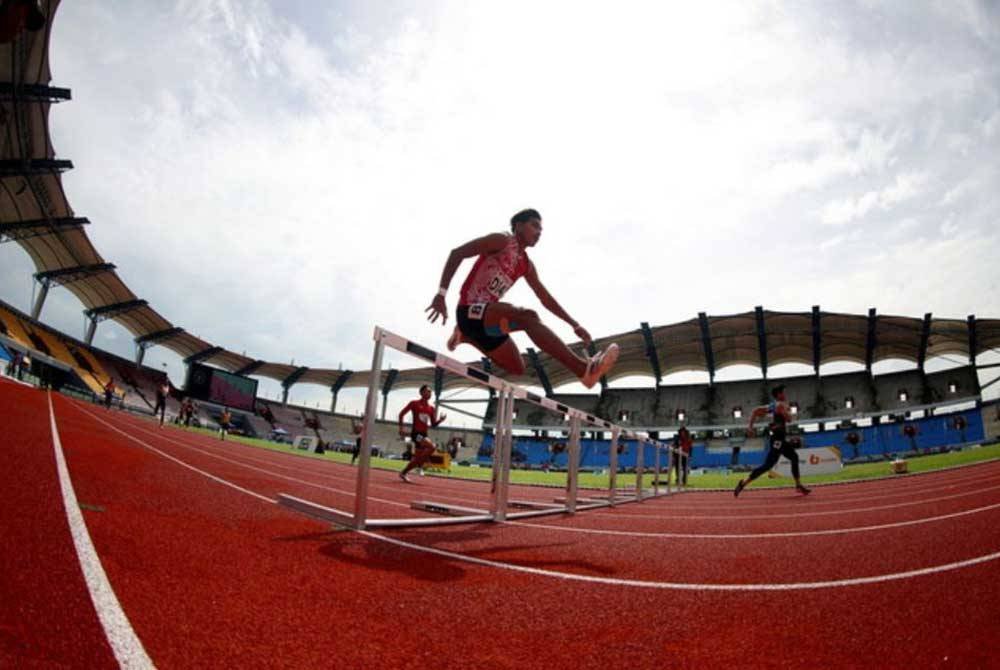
[510,208,541,231]
[771,384,786,399]
[419,384,431,394]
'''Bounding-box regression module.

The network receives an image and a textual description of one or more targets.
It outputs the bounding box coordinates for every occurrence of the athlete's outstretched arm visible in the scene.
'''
[432,407,447,426]
[398,401,414,437]
[426,233,509,325]
[524,262,592,345]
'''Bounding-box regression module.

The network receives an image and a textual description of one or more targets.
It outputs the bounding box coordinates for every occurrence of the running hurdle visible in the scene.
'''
[278,326,681,530]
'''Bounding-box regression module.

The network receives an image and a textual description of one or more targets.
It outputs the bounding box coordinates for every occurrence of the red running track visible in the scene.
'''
[4,382,1000,669]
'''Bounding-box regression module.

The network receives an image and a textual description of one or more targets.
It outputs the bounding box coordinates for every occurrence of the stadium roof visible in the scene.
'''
[3,4,1000,396]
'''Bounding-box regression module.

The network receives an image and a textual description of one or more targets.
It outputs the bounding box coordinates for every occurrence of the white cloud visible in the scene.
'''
[820,172,926,226]
[0,0,995,421]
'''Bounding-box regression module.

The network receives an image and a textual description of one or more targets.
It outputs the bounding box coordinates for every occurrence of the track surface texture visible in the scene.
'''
[4,382,1000,669]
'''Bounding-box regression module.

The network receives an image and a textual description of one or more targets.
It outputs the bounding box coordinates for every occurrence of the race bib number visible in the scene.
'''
[487,273,513,299]
[468,303,487,320]
[772,440,783,450]
[418,412,432,425]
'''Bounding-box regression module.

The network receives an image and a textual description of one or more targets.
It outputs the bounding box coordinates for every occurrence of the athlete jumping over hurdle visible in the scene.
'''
[426,208,618,389]
[398,385,447,483]
[734,385,811,497]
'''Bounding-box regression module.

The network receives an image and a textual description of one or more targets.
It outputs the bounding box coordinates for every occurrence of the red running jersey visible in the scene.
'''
[458,234,529,306]
[400,399,437,434]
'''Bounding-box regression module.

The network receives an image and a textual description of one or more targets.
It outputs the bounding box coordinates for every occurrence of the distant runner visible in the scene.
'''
[397,385,446,483]
[426,208,618,389]
[734,385,811,497]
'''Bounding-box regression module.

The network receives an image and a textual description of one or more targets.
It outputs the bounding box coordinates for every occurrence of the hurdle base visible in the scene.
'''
[508,499,563,510]
[411,500,490,517]
[278,494,355,528]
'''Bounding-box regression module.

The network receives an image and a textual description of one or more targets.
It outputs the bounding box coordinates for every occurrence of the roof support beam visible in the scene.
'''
[812,305,822,375]
[85,298,147,321]
[329,370,353,414]
[35,263,116,287]
[0,217,89,244]
[967,315,977,365]
[33,263,116,320]
[434,367,445,404]
[134,327,184,366]
[183,346,224,366]
[698,312,716,383]
[135,327,184,346]
[380,368,399,419]
[85,299,149,344]
[0,159,73,175]
[865,308,877,372]
[481,358,495,399]
[640,321,662,385]
[917,312,932,371]
[233,360,265,377]
[527,347,554,396]
[0,82,72,102]
[754,306,768,379]
[281,366,310,405]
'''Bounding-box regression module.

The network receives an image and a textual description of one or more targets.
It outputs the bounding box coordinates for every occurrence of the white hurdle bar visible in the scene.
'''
[279,326,667,530]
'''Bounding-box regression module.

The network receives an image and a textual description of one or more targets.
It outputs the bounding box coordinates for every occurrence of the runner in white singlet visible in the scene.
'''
[425,208,618,389]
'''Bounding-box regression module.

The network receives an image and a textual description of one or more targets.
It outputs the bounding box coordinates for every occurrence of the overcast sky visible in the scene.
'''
[1,0,998,422]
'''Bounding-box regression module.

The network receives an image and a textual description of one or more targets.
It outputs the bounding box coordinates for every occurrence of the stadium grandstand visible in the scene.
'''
[6,3,1000,668]
[2,0,1000,464]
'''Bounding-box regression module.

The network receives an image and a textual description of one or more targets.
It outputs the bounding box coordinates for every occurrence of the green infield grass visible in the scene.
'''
[171,422,1000,490]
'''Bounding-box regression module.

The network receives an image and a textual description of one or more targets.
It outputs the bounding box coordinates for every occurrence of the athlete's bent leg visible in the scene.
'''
[484,304,587,377]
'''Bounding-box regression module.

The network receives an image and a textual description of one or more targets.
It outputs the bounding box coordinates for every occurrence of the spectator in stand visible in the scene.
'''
[6,349,21,377]
[103,379,116,409]
[19,352,30,381]
[673,425,693,486]
[219,407,232,441]
[154,381,170,427]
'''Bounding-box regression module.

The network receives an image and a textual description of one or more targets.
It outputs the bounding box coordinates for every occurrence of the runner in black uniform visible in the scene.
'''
[734,385,811,497]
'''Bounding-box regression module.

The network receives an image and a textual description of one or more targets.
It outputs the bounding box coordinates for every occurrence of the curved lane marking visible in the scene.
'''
[508,500,1000,538]
[66,399,1000,591]
[361,529,1000,591]
[48,393,156,669]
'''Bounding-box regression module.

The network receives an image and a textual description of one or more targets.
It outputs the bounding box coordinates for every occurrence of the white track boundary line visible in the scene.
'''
[89,401,1000,539]
[508,500,1000,538]
[47,392,156,669]
[71,402,273,504]
[587,482,1000,520]
[110,410,1000,519]
[110,415,410,509]
[63,397,1000,591]
[359,529,1000,591]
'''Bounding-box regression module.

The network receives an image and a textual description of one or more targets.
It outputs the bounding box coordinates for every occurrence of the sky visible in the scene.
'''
[1,0,999,425]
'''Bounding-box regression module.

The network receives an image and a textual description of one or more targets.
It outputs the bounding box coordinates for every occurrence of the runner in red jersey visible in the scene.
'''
[397,385,447,483]
[425,208,618,389]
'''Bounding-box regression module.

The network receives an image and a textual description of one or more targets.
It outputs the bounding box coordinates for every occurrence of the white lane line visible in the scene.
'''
[101,403,1000,515]
[72,403,273,504]
[47,393,156,669]
[360,529,1000,591]
[508,500,1000,538]
[88,402,1000,538]
[103,413,410,509]
[64,399,1000,591]
[588,482,1000,520]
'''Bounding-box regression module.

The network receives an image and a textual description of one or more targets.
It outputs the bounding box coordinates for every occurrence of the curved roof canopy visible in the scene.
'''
[3,3,999,395]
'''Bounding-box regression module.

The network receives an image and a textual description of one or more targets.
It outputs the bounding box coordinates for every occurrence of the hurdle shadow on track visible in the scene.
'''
[272,526,618,583]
